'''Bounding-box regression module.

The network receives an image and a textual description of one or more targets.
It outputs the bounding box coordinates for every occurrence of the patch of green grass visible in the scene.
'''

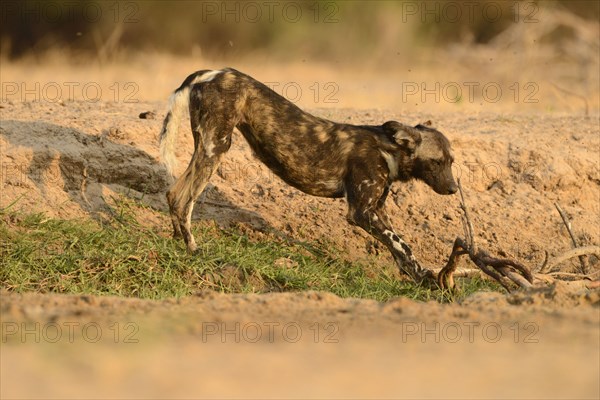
[0,197,502,302]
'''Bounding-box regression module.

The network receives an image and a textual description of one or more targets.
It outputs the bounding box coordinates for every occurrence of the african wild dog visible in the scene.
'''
[159,68,458,284]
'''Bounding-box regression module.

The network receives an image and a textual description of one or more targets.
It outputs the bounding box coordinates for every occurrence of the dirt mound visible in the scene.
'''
[1,108,168,219]
[2,102,599,274]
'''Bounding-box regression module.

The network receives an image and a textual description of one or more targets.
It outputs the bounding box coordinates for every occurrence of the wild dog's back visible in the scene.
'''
[206,69,356,197]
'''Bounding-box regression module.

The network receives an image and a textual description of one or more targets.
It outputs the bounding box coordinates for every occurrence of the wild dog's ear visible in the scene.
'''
[383,121,422,151]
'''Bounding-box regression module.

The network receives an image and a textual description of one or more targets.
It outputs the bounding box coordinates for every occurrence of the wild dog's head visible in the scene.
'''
[383,120,457,195]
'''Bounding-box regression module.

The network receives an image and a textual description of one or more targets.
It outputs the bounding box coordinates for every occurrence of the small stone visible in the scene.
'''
[139,111,156,120]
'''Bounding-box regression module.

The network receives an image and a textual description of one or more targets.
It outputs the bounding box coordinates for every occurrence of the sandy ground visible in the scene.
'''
[1,45,600,398]
[1,286,599,399]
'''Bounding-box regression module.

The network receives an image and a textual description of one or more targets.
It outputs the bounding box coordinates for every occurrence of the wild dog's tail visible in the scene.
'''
[159,79,193,179]
[159,69,221,178]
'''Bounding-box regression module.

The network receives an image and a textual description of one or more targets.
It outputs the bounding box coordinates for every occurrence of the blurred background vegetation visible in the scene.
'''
[1,1,597,112]
[1,0,598,62]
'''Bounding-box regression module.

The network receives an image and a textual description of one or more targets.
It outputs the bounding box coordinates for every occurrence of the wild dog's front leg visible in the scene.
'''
[351,206,435,284]
[345,168,435,284]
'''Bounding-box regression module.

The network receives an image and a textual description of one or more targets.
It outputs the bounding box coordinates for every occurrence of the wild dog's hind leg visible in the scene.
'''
[167,150,224,252]
[166,112,204,240]
[345,165,435,284]
[167,102,234,252]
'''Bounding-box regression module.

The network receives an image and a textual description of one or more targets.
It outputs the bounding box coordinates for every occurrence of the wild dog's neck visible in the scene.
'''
[381,148,416,183]
[395,153,417,182]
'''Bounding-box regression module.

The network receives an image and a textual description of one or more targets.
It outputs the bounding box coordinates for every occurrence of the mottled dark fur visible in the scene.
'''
[160,68,458,284]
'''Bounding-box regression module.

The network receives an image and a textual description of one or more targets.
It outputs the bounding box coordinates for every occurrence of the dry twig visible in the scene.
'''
[554,202,589,274]
[436,179,534,292]
[546,271,598,281]
[539,245,600,274]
